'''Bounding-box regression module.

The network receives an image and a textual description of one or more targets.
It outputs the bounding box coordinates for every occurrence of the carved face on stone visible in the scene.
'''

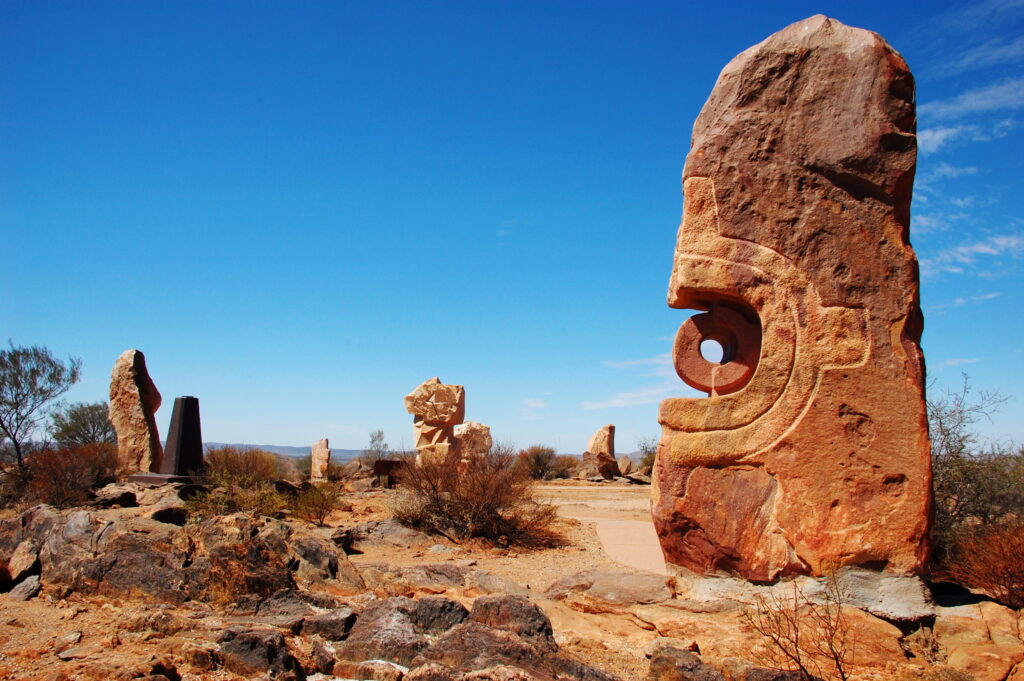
[651,15,931,582]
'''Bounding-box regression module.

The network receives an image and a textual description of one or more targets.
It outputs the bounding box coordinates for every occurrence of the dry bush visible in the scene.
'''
[390,444,558,545]
[549,455,579,479]
[742,574,854,681]
[637,436,658,475]
[943,521,1024,608]
[293,483,344,526]
[519,445,557,479]
[184,482,287,520]
[25,443,118,508]
[204,447,282,487]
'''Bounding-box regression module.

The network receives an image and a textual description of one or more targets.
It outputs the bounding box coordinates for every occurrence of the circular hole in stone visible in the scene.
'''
[700,339,725,364]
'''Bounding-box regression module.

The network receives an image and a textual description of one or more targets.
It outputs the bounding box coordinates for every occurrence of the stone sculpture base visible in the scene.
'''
[127,472,202,486]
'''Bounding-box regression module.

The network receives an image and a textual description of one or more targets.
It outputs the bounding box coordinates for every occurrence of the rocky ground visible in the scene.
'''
[0,480,1021,681]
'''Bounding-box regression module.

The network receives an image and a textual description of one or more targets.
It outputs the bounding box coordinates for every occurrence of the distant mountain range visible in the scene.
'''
[203,442,365,461]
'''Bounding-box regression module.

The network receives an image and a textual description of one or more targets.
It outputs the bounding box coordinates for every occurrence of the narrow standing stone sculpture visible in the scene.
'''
[652,15,931,582]
[109,349,163,476]
[404,377,466,464]
[580,425,619,480]
[162,396,203,476]
[311,438,331,483]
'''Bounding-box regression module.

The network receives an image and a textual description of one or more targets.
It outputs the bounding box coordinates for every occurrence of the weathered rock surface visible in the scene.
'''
[310,438,330,482]
[647,644,725,681]
[653,14,930,582]
[109,349,163,475]
[0,506,362,603]
[546,570,674,606]
[616,456,634,476]
[580,425,618,480]
[405,377,467,427]
[455,421,493,459]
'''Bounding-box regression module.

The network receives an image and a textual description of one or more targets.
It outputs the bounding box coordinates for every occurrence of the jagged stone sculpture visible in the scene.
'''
[162,396,203,476]
[580,425,618,480]
[454,421,492,460]
[311,438,331,482]
[404,377,466,464]
[652,15,931,582]
[109,349,163,476]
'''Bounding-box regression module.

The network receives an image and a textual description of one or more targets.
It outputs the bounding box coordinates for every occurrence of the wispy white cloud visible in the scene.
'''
[928,162,978,179]
[927,292,1002,314]
[581,383,685,410]
[944,34,1024,76]
[602,352,674,378]
[520,397,549,420]
[920,232,1024,276]
[920,77,1024,120]
[938,358,982,369]
[919,126,970,153]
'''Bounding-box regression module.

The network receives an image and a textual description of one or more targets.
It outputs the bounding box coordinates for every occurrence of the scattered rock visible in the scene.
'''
[616,457,634,476]
[302,607,357,640]
[547,570,674,606]
[469,595,556,652]
[7,573,40,602]
[647,645,724,681]
[220,627,302,678]
[350,518,436,550]
[835,567,934,622]
[91,484,139,508]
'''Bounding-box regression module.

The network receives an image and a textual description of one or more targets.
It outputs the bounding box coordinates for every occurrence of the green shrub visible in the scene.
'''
[204,447,283,488]
[637,436,658,475]
[293,483,345,526]
[184,482,287,519]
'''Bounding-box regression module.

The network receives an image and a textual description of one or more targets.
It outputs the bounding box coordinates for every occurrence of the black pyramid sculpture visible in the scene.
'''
[161,396,203,476]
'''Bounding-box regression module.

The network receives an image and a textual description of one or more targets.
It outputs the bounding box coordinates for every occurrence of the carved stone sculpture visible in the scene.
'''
[311,438,331,482]
[580,425,618,480]
[652,15,931,582]
[109,349,163,475]
[454,421,492,460]
[405,377,466,464]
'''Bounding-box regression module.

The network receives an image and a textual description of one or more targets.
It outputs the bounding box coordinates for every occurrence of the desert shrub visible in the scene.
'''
[637,436,658,475]
[204,447,283,488]
[390,444,558,544]
[943,522,1024,608]
[519,445,557,479]
[293,483,344,526]
[929,378,1023,563]
[549,455,579,479]
[361,429,390,466]
[184,482,287,519]
[24,443,118,508]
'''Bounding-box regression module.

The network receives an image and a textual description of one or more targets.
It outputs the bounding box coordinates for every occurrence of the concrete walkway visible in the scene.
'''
[537,484,668,575]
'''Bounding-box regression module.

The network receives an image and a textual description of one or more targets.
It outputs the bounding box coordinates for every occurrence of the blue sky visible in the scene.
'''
[3,1,1022,453]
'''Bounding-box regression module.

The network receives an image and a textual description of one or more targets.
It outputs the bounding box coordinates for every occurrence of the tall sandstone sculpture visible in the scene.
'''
[311,438,331,482]
[580,425,619,480]
[652,16,931,582]
[109,349,163,475]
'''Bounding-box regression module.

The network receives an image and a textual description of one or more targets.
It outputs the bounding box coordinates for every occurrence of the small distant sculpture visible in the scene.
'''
[162,396,203,476]
[404,377,467,464]
[652,15,931,582]
[311,438,331,482]
[580,425,618,480]
[109,349,163,476]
